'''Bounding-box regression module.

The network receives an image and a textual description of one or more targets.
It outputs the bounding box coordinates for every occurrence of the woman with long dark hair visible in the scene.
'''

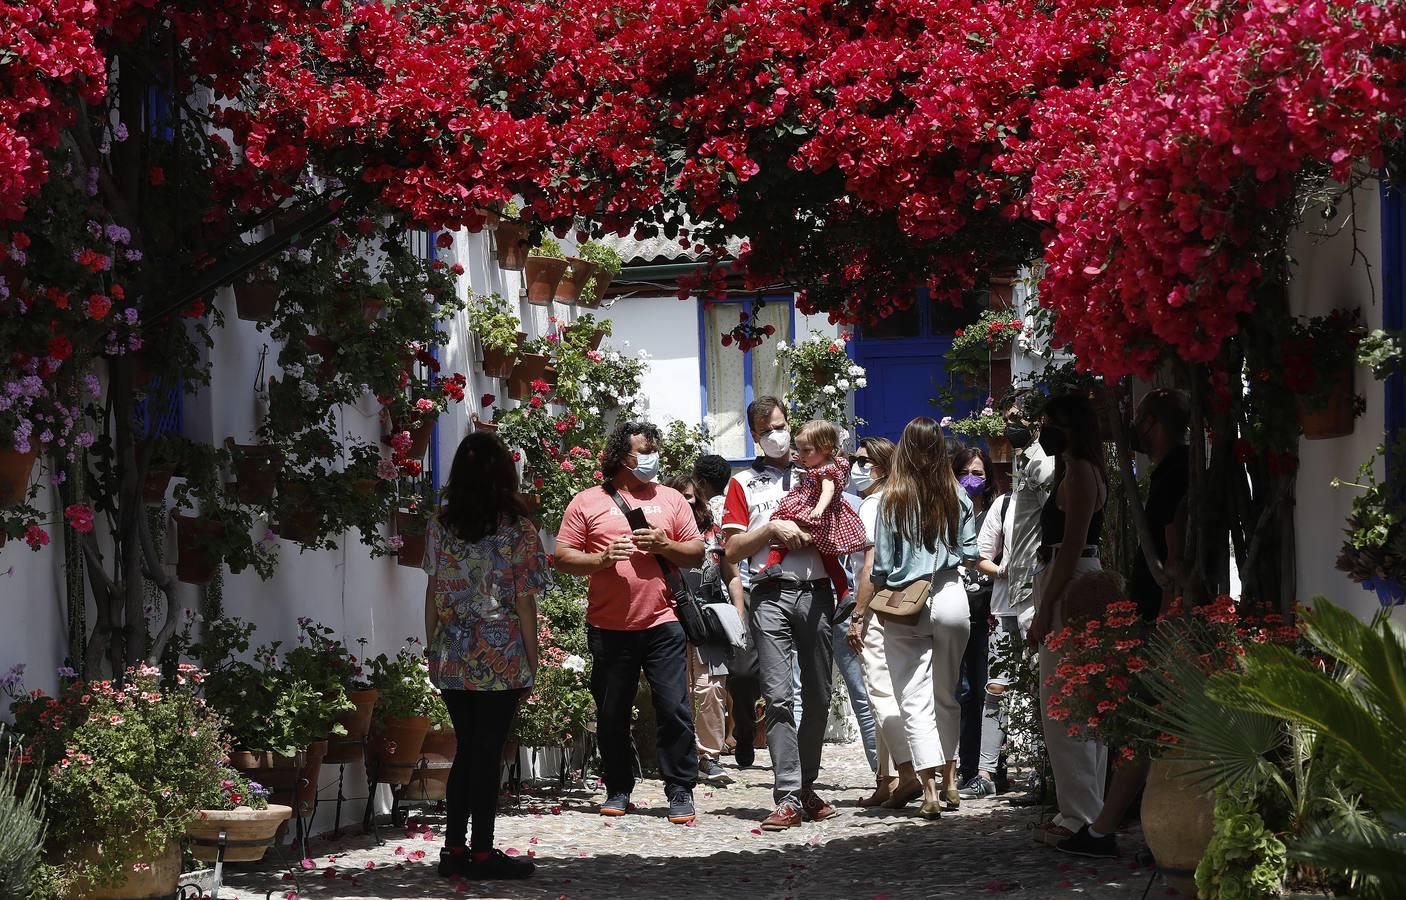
[1028,394,1109,846]
[950,445,996,793]
[867,418,979,819]
[424,431,549,880]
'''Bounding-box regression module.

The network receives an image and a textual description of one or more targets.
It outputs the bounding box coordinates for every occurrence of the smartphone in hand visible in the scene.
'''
[624,506,650,532]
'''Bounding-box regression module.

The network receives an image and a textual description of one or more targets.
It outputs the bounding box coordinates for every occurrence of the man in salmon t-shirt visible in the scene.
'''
[554,421,705,825]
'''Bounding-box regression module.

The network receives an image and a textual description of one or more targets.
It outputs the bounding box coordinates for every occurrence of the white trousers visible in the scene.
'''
[1036,558,1108,830]
[880,572,971,773]
[861,605,905,772]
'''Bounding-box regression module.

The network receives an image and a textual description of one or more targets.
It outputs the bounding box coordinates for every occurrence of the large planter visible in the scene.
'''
[369,716,431,785]
[1141,755,1215,898]
[187,804,293,863]
[405,728,457,801]
[525,256,569,306]
[395,510,427,569]
[74,840,181,899]
[985,434,1014,464]
[481,333,525,379]
[234,281,279,321]
[1298,368,1355,440]
[226,438,281,503]
[172,513,225,584]
[230,741,327,819]
[555,257,598,304]
[325,688,379,764]
[494,222,531,270]
[507,353,551,401]
[0,449,37,506]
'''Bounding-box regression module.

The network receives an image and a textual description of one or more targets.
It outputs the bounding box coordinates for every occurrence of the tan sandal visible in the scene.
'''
[880,780,923,809]
[857,777,896,808]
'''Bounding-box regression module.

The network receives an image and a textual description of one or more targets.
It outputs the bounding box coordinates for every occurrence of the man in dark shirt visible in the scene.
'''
[1127,389,1191,621]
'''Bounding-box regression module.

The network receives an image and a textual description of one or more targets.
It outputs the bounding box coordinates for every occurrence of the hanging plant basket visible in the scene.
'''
[481,331,525,379]
[275,481,321,544]
[369,715,431,784]
[494,223,531,270]
[507,353,551,400]
[579,270,614,309]
[555,257,599,304]
[333,292,385,326]
[1298,367,1355,440]
[226,438,281,504]
[471,414,499,433]
[525,256,569,306]
[234,281,279,322]
[326,688,379,764]
[0,449,37,506]
[518,492,543,513]
[187,805,293,863]
[988,276,1016,311]
[588,330,607,351]
[395,509,427,568]
[172,513,224,584]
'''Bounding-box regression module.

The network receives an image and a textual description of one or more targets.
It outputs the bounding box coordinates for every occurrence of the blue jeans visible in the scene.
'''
[832,614,878,773]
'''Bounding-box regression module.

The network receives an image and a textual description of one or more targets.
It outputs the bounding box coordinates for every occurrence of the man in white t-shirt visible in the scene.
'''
[722,397,837,831]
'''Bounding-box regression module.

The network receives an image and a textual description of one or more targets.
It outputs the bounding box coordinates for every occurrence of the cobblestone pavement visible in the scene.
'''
[220,742,1168,900]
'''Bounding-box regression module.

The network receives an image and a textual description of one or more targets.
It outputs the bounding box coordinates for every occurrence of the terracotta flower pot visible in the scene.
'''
[142,469,173,505]
[326,688,379,764]
[482,345,520,379]
[985,435,1014,464]
[1141,755,1215,898]
[406,728,457,801]
[508,353,551,401]
[471,414,498,433]
[580,270,613,309]
[172,513,225,584]
[0,449,37,506]
[226,438,281,504]
[304,334,340,379]
[588,329,607,351]
[234,281,279,322]
[187,804,293,863]
[518,492,542,513]
[396,510,427,569]
[74,840,180,899]
[334,293,384,325]
[525,256,569,306]
[555,257,598,304]
[230,741,327,818]
[369,715,431,785]
[494,222,531,271]
[988,276,1016,311]
[397,417,437,460]
[1298,367,1355,440]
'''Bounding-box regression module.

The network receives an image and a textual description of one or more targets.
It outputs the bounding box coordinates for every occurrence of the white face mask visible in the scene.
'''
[850,462,874,494]
[757,427,791,459]
[631,451,660,483]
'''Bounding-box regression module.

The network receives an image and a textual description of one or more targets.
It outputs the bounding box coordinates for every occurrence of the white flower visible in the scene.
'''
[562,654,586,673]
[982,406,995,416]
[775,340,788,351]
[637,349,650,360]
[608,351,621,363]
[588,406,600,415]
[298,382,318,401]
[622,340,631,348]
[837,378,850,390]
[848,364,863,376]
[285,363,304,379]
[821,384,837,395]
[856,378,868,389]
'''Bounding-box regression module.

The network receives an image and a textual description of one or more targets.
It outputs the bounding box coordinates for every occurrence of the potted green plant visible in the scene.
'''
[187,766,291,863]
[493,202,530,270]
[406,689,455,801]
[508,336,554,401]
[367,641,435,785]
[775,332,868,440]
[284,619,377,763]
[576,241,623,308]
[224,437,282,504]
[233,262,281,322]
[7,664,225,899]
[467,292,524,378]
[554,254,598,305]
[1284,308,1365,439]
[1333,432,1406,607]
[525,237,568,306]
[941,404,1011,461]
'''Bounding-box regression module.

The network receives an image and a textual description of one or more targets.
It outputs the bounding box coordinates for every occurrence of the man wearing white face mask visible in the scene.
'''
[722,397,838,830]
[556,421,705,825]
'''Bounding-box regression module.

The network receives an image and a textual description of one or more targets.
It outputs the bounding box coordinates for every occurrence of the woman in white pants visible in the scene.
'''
[863,417,979,820]
[1027,394,1109,845]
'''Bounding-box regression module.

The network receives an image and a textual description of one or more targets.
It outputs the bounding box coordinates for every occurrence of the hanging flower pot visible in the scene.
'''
[187,805,293,863]
[369,715,431,784]
[988,276,1016,311]
[0,449,37,506]
[172,513,224,584]
[1363,576,1406,608]
[471,414,498,433]
[1298,367,1355,440]
[494,223,531,271]
[304,335,340,379]
[588,330,607,351]
[226,438,281,504]
[406,727,456,801]
[525,256,569,306]
[481,331,525,379]
[74,840,181,899]
[508,353,551,401]
[234,280,279,322]
[326,688,380,764]
[395,509,427,569]
[555,257,599,304]
[1140,754,1215,898]
[580,270,613,309]
[333,292,384,325]
[275,481,320,544]
[518,492,542,513]
[985,435,1014,464]
[230,742,328,819]
[143,469,173,505]
[405,416,437,460]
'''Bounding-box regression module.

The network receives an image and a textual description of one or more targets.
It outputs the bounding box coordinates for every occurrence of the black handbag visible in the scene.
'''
[605,487,721,645]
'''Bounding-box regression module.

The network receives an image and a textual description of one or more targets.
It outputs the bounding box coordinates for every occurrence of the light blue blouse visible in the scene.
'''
[870,491,980,587]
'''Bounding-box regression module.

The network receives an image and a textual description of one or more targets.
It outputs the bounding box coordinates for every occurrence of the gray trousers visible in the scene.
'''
[750,579,836,803]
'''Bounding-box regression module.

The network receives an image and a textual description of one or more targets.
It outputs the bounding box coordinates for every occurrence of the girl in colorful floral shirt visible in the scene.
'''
[423,432,552,881]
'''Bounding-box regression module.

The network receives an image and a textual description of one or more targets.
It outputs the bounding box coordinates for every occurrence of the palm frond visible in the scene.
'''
[1290,819,1406,900]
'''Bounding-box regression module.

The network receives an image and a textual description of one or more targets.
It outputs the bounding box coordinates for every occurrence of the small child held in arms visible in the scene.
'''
[760,419,867,599]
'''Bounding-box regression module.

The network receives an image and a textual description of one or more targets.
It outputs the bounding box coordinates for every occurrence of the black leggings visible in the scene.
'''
[442,688,527,851]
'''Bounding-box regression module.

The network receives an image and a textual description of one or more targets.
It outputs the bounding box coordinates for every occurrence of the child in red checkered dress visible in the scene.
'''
[760,419,867,600]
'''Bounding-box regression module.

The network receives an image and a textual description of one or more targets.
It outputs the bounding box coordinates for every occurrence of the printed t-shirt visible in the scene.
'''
[722,461,824,590]
[422,516,552,692]
[556,482,702,631]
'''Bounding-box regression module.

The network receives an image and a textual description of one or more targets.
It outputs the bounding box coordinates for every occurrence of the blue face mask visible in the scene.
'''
[959,473,986,499]
[631,452,660,483]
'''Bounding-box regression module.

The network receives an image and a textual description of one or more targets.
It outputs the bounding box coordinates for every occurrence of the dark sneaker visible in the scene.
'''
[761,798,804,831]
[800,789,837,822]
[701,758,735,786]
[1057,824,1120,858]
[599,792,631,817]
[667,786,696,824]
[958,775,996,800]
[464,848,535,879]
[437,848,470,878]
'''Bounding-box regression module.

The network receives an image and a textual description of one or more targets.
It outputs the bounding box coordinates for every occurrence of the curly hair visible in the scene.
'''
[600,420,661,481]
[692,454,733,497]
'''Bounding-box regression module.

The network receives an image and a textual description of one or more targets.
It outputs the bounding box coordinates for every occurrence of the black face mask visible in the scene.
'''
[1127,420,1148,455]
[1038,424,1068,457]
[1005,423,1033,450]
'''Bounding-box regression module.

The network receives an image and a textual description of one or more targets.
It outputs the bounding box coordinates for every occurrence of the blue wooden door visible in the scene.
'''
[854,292,980,442]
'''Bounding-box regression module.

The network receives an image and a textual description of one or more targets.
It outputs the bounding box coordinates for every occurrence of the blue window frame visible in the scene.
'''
[697,294,796,462]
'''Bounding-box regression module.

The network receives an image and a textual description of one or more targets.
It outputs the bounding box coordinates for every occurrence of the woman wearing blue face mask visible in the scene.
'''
[950,447,999,799]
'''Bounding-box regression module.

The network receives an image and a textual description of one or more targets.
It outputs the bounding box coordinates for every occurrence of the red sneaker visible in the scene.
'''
[800,790,838,822]
[760,799,804,831]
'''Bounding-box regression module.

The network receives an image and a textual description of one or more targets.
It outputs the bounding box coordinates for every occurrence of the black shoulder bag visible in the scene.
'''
[606,487,719,645]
